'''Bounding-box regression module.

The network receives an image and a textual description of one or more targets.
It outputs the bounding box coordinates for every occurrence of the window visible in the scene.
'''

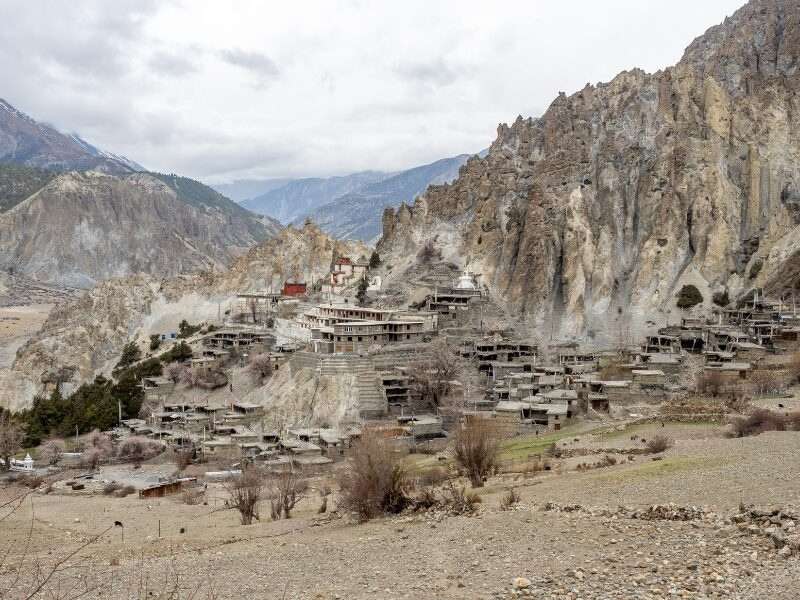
[348,336,353,342]
[358,336,362,342]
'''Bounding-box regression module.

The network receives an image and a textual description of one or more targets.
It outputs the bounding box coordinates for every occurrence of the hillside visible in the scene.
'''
[0,171,276,289]
[0,163,56,212]
[0,221,367,410]
[379,0,800,343]
[147,172,280,240]
[300,154,472,241]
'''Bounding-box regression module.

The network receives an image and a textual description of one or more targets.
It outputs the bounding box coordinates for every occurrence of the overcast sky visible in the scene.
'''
[0,0,745,183]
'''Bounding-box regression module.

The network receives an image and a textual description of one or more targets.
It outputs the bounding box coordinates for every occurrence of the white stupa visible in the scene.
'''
[454,271,477,290]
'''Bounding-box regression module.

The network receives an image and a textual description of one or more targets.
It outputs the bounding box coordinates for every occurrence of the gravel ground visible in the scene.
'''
[1,424,798,599]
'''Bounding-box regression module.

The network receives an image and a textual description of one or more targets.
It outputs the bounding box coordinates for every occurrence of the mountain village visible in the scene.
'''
[2,1,800,598]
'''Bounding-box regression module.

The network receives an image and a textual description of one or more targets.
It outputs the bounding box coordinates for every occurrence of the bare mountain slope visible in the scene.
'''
[0,171,277,288]
[380,0,800,343]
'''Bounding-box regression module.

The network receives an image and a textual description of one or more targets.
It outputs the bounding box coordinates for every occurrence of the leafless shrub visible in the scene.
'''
[115,485,136,498]
[41,439,65,466]
[182,487,205,505]
[645,435,673,454]
[453,418,499,488]
[81,448,103,471]
[87,429,113,457]
[601,454,618,466]
[165,362,188,384]
[18,474,43,489]
[499,488,520,510]
[441,482,481,514]
[0,412,24,471]
[699,371,725,397]
[317,485,332,514]
[226,467,264,525]
[103,482,123,495]
[268,469,308,520]
[175,449,193,471]
[117,436,163,466]
[249,353,274,385]
[417,466,450,488]
[337,430,410,521]
[413,488,439,510]
[730,409,789,438]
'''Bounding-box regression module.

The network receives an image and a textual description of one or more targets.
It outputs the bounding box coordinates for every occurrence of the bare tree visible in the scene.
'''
[248,353,274,385]
[337,429,410,521]
[117,436,163,467]
[86,429,113,455]
[749,369,787,397]
[269,469,308,520]
[318,484,332,514]
[41,439,65,466]
[165,362,188,384]
[453,418,500,488]
[699,370,725,397]
[226,467,265,525]
[408,338,465,410]
[0,413,24,472]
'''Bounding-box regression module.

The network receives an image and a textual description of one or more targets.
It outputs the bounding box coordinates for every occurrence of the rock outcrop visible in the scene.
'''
[379,0,800,342]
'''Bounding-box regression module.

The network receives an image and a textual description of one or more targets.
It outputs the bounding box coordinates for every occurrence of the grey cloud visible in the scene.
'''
[148,52,199,77]
[218,48,280,86]
[393,58,471,87]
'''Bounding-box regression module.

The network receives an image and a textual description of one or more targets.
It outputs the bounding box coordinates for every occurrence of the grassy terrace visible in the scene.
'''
[593,455,730,482]
[405,423,592,474]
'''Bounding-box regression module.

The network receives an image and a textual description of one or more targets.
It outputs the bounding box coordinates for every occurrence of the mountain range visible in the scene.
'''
[225,153,474,241]
[0,98,278,290]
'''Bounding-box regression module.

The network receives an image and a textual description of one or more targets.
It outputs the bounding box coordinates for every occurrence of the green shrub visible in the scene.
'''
[712,290,730,307]
[676,285,703,309]
[149,335,161,351]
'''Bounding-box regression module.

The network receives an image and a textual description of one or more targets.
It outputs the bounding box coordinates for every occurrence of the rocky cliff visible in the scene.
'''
[379,0,800,342]
[0,222,368,410]
[0,171,278,288]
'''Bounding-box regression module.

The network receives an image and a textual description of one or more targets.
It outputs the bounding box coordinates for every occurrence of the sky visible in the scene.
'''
[0,0,745,183]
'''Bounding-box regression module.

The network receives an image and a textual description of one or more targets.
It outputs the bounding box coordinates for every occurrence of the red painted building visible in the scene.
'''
[282,282,307,297]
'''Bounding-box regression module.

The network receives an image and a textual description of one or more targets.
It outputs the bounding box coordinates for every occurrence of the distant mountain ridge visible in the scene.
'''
[228,153,476,241]
[240,171,389,224]
[298,154,472,241]
[0,98,139,174]
[212,178,294,203]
